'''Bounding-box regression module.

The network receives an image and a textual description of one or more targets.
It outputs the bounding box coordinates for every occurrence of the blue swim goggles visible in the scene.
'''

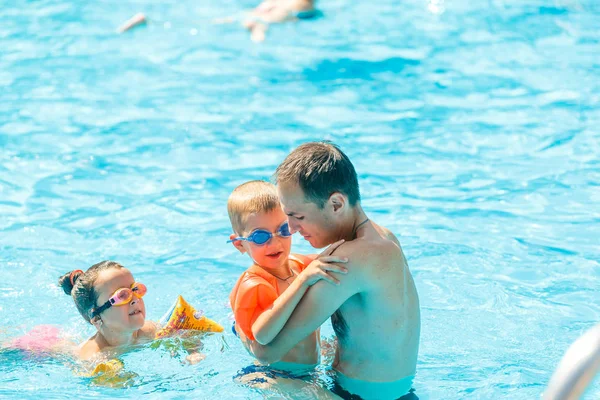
[228,222,292,245]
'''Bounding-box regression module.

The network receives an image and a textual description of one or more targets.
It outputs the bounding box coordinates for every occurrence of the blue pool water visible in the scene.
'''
[1,0,599,398]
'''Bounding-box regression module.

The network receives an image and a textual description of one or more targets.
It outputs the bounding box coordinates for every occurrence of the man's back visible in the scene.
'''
[331,222,420,382]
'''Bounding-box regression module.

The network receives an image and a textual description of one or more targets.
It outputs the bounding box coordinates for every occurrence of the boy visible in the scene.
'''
[227,180,346,377]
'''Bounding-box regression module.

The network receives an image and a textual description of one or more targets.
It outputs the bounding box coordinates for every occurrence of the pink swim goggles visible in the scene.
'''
[91,283,147,318]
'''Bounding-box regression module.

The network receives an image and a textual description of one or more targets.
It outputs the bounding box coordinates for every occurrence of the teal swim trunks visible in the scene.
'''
[330,371,417,400]
[291,9,322,19]
[235,361,317,385]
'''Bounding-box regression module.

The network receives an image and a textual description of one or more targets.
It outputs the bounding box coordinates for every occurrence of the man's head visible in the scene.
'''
[274,141,361,248]
[227,180,292,269]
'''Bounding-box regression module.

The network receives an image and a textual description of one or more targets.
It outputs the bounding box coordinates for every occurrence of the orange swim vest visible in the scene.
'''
[229,255,308,341]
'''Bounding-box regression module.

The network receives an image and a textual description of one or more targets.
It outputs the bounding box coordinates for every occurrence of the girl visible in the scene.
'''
[58,260,158,360]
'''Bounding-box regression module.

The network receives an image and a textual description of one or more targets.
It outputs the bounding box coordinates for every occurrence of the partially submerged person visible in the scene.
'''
[227,180,347,382]
[119,0,318,40]
[59,261,207,364]
[243,0,317,42]
[214,0,318,42]
[58,261,158,360]
[246,142,421,399]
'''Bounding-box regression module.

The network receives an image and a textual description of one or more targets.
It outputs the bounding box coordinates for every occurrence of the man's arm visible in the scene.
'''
[248,263,361,364]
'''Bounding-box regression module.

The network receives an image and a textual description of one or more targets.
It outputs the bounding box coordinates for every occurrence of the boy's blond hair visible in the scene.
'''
[227,180,280,235]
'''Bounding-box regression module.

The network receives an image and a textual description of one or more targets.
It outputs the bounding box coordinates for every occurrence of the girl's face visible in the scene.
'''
[92,268,146,332]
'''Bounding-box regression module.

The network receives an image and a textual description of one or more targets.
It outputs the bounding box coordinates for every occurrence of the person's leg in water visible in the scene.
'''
[328,371,419,400]
[243,20,269,43]
[234,363,342,399]
[216,0,316,42]
[117,13,147,33]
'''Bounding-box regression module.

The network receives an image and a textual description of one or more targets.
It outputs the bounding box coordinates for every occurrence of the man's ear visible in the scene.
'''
[229,234,247,254]
[329,192,346,213]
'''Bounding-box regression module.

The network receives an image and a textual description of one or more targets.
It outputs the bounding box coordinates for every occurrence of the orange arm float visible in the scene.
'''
[155,295,223,339]
[229,275,278,341]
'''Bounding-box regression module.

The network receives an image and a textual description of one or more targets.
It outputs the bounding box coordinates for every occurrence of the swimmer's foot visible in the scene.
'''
[244,20,268,43]
[117,12,147,33]
[212,16,236,24]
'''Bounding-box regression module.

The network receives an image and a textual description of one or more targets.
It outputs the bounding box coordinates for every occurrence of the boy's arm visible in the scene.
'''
[251,250,347,345]
[251,274,310,345]
[247,273,358,364]
[248,243,374,364]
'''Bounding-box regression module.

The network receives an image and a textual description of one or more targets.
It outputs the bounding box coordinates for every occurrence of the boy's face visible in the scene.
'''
[235,208,292,269]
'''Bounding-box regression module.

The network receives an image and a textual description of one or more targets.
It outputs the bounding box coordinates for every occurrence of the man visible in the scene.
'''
[249,141,421,399]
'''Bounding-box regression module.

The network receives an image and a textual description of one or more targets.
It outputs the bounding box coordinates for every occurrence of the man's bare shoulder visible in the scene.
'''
[337,233,399,269]
[331,236,402,295]
[371,222,401,247]
[343,221,401,251]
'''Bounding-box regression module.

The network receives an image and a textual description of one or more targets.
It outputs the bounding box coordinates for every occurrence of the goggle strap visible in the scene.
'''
[91,302,111,319]
[226,222,291,245]
[226,237,247,243]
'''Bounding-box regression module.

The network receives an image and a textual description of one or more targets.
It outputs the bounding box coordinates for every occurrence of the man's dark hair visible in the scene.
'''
[274,141,360,208]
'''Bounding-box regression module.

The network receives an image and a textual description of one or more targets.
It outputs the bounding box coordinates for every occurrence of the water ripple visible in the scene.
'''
[1,0,599,398]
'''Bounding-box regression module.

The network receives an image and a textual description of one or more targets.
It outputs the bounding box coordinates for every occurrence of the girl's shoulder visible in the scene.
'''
[78,336,102,360]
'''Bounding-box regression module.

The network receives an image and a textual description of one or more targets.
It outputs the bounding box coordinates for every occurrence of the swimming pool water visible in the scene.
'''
[1,0,599,398]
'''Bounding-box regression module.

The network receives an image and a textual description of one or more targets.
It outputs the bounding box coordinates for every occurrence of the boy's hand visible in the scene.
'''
[300,240,348,287]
